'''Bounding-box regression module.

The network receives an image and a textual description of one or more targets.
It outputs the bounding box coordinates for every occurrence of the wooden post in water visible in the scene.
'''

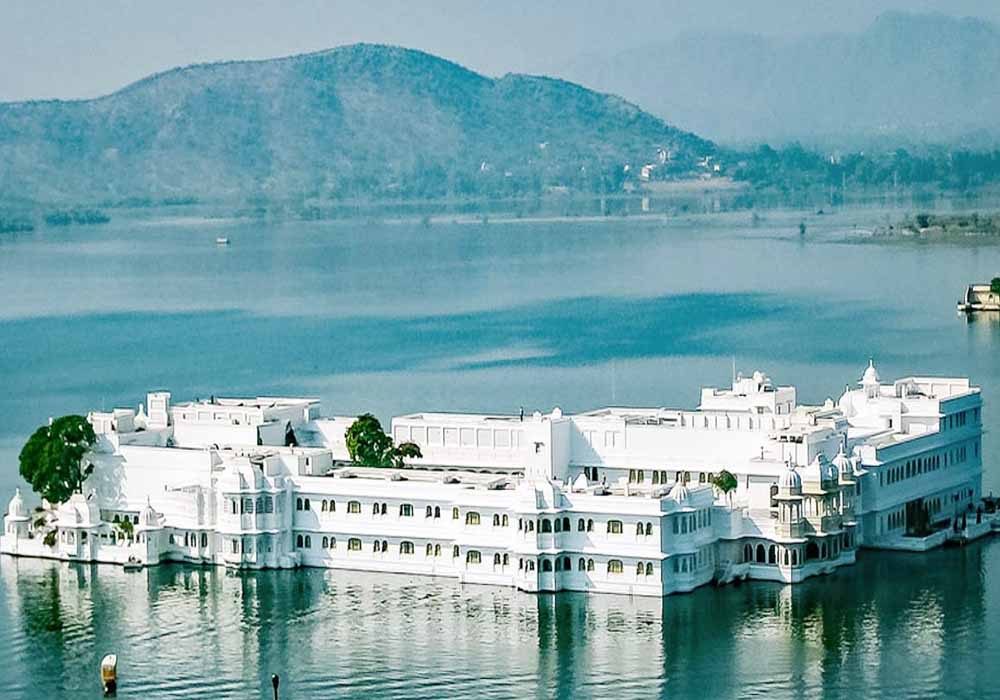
[271,673,280,700]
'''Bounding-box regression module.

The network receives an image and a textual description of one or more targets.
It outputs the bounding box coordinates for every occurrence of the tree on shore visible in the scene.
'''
[345,413,422,467]
[990,277,1000,296]
[18,415,96,504]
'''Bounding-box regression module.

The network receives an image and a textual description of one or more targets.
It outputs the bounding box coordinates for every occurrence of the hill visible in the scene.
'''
[561,12,1000,147]
[0,44,713,206]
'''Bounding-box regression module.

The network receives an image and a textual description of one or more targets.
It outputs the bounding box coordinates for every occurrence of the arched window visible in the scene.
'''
[322,536,329,548]
[400,541,414,555]
[528,561,536,572]
[304,499,311,511]
[645,562,653,576]
[201,533,208,548]
[113,514,120,523]
[636,522,644,536]
[452,545,460,558]
[587,559,595,571]
[494,552,502,566]
[541,519,552,533]
[304,535,311,548]
[562,517,570,531]
[452,507,460,520]
[434,506,441,519]
[607,559,624,574]
[380,503,387,516]
[578,518,586,531]
[493,514,501,526]
[578,557,586,571]
[256,497,263,513]
[783,550,789,566]
[426,505,433,518]
[554,518,562,533]
[296,498,303,511]
[434,544,441,556]
[426,543,434,556]
[465,512,481,525]
[373,502,381,515]
[607,520,623,534]
[265,497,274,513]
[637,562,645,576]
[563,556,571,570]
[587,519,594,532]
[502,514,509,527]
[645,522,653,536]
[400,503,413,517]
[555,557,562,571]
[791,549,798,566]
[502,553,509,566]
[527,520,534,532]
[321,500,328,512]
[768,545,777,564]
[806,541,819,560]
[296,534,303,548]
[374,540,382,552]
[348,500,361,514]
[542,559,553,572]
[743,543,754,564]
[328,537,336,549]
[756,544,766,563]
[466,550,481,564]
[348,538,361,551]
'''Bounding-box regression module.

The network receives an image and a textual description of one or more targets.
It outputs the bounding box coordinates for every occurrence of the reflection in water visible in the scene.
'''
[1,541,999,699]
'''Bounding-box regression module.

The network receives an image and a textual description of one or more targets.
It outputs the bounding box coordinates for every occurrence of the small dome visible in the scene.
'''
[6,488,29,520]
[668,481,689,504]
[833,448,852,477]
[861,359,880,386]
[139,498,161,529]
[778,466,802,493]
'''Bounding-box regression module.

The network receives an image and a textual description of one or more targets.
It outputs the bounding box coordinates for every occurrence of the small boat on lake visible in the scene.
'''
[101,654,118,695]
[123,556,143,572]
[216,236,230,246]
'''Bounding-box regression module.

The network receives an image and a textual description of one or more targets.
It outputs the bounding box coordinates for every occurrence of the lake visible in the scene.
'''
[2,207,1000,698]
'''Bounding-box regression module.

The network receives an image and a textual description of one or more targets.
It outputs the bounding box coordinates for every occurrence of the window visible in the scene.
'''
[201,533,208,548]
[322,536,329,548]
[400,541,414,555]
[636,523,644,536]
[493,514,501,526]
[426,543,434,556]
[465,512,481,525]
[426,505,433,518]
[541,519,552,533]
[380,503,387,516]
[348,538,362,551]
[578,518,586,531]
[554,518,562,533]
[637,562,645,576]
[555,558,563,571]
[400,503,413,517]
[328,537,336,549]
[452,507,460,520]
[587,559,595,571]
[542,559,553,572]
[304,499,311,511]
[434,544,441,557]
[374,540,382,553]
[562,517,570,531]
[348,501,361,514]
[321,500,328,512]
[466,550,481,564]
[607,520,623,535]
[453,545,460,558]
[255,497,263,513]
[296,498,303,511]
[578,557,586,571]
[563,556,571,571]
[502,514,509,527]
[645,562,653,576]
[503,553,509,566]
[434,506,441,519]
[265,497,273,513]
[607,559,624,574]
[586,519,594,532]
[645,522,653,536]
[494,552,502,566]
[304,536,311,548]
[373,503,381,516]
[296,534,304,548]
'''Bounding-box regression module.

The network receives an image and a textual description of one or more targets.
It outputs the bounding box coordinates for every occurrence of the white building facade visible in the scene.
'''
[1,363,986,597]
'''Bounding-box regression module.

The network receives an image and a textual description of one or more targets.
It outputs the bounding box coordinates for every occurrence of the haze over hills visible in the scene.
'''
[562,11,1000,147]
[0,44,712,206]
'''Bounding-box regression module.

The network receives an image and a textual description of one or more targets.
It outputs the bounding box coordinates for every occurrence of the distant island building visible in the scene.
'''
[2,362,987,596]
[958,283,1000,312]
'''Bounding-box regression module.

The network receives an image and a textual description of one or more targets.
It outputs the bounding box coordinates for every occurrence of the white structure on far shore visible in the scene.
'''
[2,362,987,596]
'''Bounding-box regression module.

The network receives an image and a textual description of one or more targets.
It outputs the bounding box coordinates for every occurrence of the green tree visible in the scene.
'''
[711,470,738,500]
[990,277,1000,296]
[116,518,134,540]
[18,415,96,504]
[345,413,422,467]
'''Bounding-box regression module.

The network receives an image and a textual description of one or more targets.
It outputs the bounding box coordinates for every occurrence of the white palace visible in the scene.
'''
[1,362,987,596]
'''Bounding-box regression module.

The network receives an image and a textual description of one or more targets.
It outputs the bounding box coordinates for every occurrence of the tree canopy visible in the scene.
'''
[990,277,1000,296]
[18,415,96,504]
[711,470,738,495]
[345,413,422,468]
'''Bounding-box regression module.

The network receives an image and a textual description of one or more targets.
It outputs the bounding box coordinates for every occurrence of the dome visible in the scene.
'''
[778,465,802,493]
[837,386,857,418]
[139,498,161,529]
[6,488,29,520]
[833,448,852,478]
[861,359,880,386]
[800,456,824,485]
[668,481,689,504]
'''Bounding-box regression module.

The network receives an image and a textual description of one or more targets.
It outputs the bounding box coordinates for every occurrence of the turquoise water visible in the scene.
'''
[2,209,1000,698]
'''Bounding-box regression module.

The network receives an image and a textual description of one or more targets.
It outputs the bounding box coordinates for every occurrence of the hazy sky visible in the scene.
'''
[2,0,999,102]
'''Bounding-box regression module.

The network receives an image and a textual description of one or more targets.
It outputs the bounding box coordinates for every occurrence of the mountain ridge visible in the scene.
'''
[0,43,713,206]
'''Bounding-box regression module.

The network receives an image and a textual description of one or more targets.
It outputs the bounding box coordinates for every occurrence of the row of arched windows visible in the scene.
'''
[515,517,652,536]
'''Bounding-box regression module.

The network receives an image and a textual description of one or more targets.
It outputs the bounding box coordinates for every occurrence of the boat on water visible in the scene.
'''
[123,556,143,572]
[215,236,230,246]
[101,654,118,695]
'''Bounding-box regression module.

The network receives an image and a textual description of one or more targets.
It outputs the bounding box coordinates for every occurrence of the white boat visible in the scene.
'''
[101,654,118,695]
[215,236,230,246]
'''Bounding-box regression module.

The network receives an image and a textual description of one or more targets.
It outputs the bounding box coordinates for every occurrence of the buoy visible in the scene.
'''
[101,654,118,695]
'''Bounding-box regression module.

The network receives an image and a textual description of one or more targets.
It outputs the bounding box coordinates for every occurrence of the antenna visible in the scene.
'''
[731,356,736,385]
